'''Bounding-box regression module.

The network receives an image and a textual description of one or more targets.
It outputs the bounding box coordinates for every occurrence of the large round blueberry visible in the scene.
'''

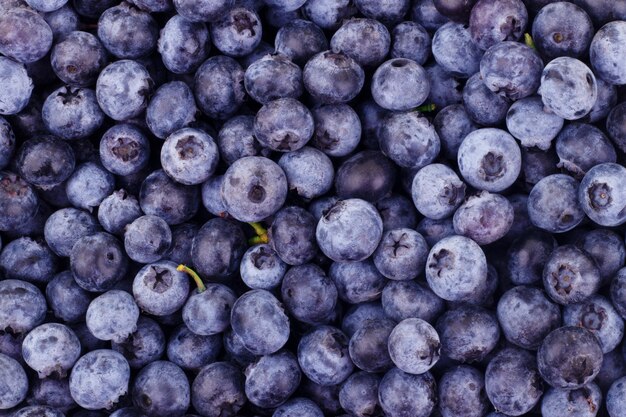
[371,58,430,111]
[578,163,626,227]
[0,8,52,64]
[99,123,150,176]
[50,31,107,86]
[563,295,624,353]
[590,20,626,85]
[86,290,140,343]
[0,279,46,335]
[210,7,262,57]
[297,326,354,386]
[191,362,245,417]
[22,323,81,378]
[244,350,301,408]
[15,136,75,188]
[254,98,314,152]
[161,127,219,185]
[194,55,245,120]
[378,368,436,417]
[330,18,390,68]
[269,206,318,266]
[139,169,200,225]
[97,2,158,59]
[541,383,602,417]
[244,53,302,104]
[303,51,364,104]
[383,280,445,323]
[335,151,397,203]
[439,365,489,417]
[0,353,28,409]
[0,57,33,115]
[146,81,197,140]
[528,174,585,233]
[506,95,564,150]
[373,228,428,281]
[555,123,616,178]
[131,360,189,416]
[111,316,166,369]
[348,318,395,373]
[469,0,527,50]
[132,261,190,316]
[453,191,514,245]
[543,245,601,306]
[157,14,210,74]
[183,283,236,336]
[281,263,338,325]
[432,22,483,77]
[96,60,153,121]
[388,318,440,375]
[191,218,246,279]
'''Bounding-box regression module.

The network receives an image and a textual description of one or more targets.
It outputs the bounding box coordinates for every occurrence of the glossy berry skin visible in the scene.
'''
[157,15,210,74]
[330,18,390,68]
[388,318,440,375]
[50,30,107,87]
[98,190,142,235]
[86,290,140,343]
[373,228,428,281]
[210,7,262,57]
[542,245,601,305]
[348,318,395,373]
[539,57,598,120]
[391,21,431,65]
[564,295,624,353]
[96,60,153,121]
[335,151,397,203]
[470,0,527,50]
[231,290,290,355]
[425,235,487,302]
[437,305,500,363]
[0,57,33,115]
[22,323,80,378]
[140,170,199,225]
[555,123,616,178]
[0,279,46,335]
[15,136,75,188]
[577,228,625,284]
[316,198,383,263]
[590,21,626,85]
[578,163,626,227]
[192,362,246,417]
[462,72,511,126]
[132,261,190,316]
[528,174,585,233]
[303,51,364,105]
[269,206,318,266]
[537,326,603,389]
[183,283,236,336]
[240,244,287,290]
[194,56,245,120]
[244,53,302,104]
[131,363,189,417]
[379,111,440,170]
[485,348,544,416]
[97,2,158,59]
[432,22,483,77]
[275,20,329,66]
[453,191,514,245]
[0,353,28,409]
[480,41,543,100]
[279,147,334,200]
[244,350,301,408]
[506,95,564,150]
[99,124,150,176]
[607,377,626,417]
[497,286,561,350]
[310,104,361,157]
[69,349,130,410]
[281,264,338,325]
[0,8,52,64]
[297,326,353,386]
[371,59,430,111]
[70,232,128,293]
[191,218,246,279]
[146,81,197,140]
[378,368,436,417]
[112,316,166,369]
[457,128,521,193]
[439,365,489,417]
[167,325,221,372]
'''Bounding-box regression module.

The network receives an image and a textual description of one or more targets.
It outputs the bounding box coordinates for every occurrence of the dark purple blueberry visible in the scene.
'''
[0,353,28,409]
[28,376,75,413]
[86,290,140,342]
[607,101,626,154]
[378,368,436,417]
[339,372,381,417]
[578,163,626,227]
[329,259,387,304]
[210,7,262,57]
[485,348,543,415]
[543,245,601,305]
[335,151,397,203]
[183,283,236,336]
[244,53,302,104]
[254,98,314,152]
[297,325,353,386]
[191,218,246,279]
[382,280,444,323]
[0,279,46,335]
[46,271,91,323]
[132,261,190,316]
[541,383,602,417]
[302,0,357,30]
[281,264,337,325]
[556,123,616,178]
[269,206,318,266]
[432,22,483,77]
[348,318,394,373]
[191,362,245,417]
[376,194,418,231]
[433,104,477,161]
[303,51,364,105]
[111,316,166,369]
[69,350,130,410]
[0,57,33,116]
[341,301,387,337]
[371,59,430,111]
[425,235,488,302]
[537,326,603,389]
[532,2,593,61]
[470,0,528,50]
[167,325,221,371]
[139,169,200,225]
[146,81,197,140]
[577,228,625,284]
[590,21,626,85]
[70,232,129,292]
[131,360,189,417]
[157,15,210,74]
[98,190,142,236]
[194,56,245,120]
[44,207,100,258]
[43,5,79,41]
[507,230,557,285]
[388,318,440,374]
[564,295,624,353]
[330,18,390,68]
[0,8,52,64]
[50,31,107,86]
[412,163,465,220]
[15,136,75,187]
[244,350,301,408]
[162,223,197,267]
[411,0,449,31]
[439,365,489,417]
[453,191,514,245]
[275,19,328,66]
[391,21,431,65]
[0,236,58,284]
[416,217,456,247]
[0,117,14,170]
[97,2,158,59]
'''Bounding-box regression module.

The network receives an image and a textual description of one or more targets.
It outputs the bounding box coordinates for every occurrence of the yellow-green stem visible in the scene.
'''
[177,264,206,293]
[524,33,535,49]
[248,222,269,245]
[416,103,436,112]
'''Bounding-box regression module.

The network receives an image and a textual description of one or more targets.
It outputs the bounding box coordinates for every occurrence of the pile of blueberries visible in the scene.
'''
[2,0,626,416]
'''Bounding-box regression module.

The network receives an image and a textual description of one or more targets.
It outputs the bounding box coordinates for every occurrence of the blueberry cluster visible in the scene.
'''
[1,0,626,416]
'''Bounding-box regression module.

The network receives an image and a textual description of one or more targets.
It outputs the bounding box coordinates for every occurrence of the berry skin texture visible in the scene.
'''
[590,20,626,85]
[132,261,190,316]
[371,58,430,111]
[378,367,436,417]
[453,191,514,245]
[0,57,33,115]
[161,127,219,185]
[607,376,626,417]
[543,244,601,305]
[578,162,626,227]
[96,60,153,121]
[0,8,52,64]
[303,51,365,104]
[527,174,585,233]
[21,323,81,378]
[388,318,441,375]
[0,353,29,409]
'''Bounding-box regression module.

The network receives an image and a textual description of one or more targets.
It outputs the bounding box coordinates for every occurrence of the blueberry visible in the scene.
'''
[371,59,430,111]
[507,230,557,285]
[457,128,522,192]
[25,0,68,12]
[244,350,301,408]
[527,174,583,233]
[378,368,436,417]
[485,347,544,415]
[379,110,440,170]
[44,208,100,258]
[191,218,246,279]
[86,290,140,342]
[303,51,364,105]
[0,57,33,115]
[348,318,395,373]
[416,217,456,247]
[10,406,65,417]
[22,323,80,378]
[129,0,172,12]
[132,261,190,316]
[173,0,233,22]
[0,279,46,335]
[0,353,28,409]
[462,72,511,126]
[157,15,210,75]
[275,19,328,66]
[329,259,387,303]
[579,162,626,226]
[0,8,52,64]
[411,164,465,220]
[131,361,189,417]
[70,232,128,292]
[302,0,357,30]
[338,372,381,417]
[584,77,618,123]
[66,162,115,211]
[543,244,601,305]
[161,128,219,186]
[376,194,418,231]
[596,348,625,392]
[222,327,256,367]
[254,98,314,152]
[210,7,262,57]
[425,235,488,302]
[0,236,58,284]
[309,105,360,157]
[382,280,445,323]
[194,56,246,120]
[330,18,390,68]
[388,318,440,375]
[43,5,79,41]
[541,383,602,417]
[610,268,626,320]
[298,325,353,386]
[590,21,626,85]
[355,0,409,24]
[563,295,624,353]
[433,104,478,160]
[28,377,75,413]
[607,376,626,417]
[390,21,430,65]
[269,206,318,265]
[436,305,500,362]
[372,228,428,281]
[432,22,483,77]
[15,136,75,188]
[532,2,593,61]
[480,41,543,100]
[43,87,104,141]
[453,191,514,245]
[439,365,489,417]
[279,147,333,199]
[146,81,197,140]
[244,53,302,104]
[537,326,603,389]
[183,282,236,336]
[98,190,142,236]
[341,301,388,337]
[46,271,91,323]
[217,115,264,165]
[191,362,246,417]
[96,60,153,121]
[112,316,166,369]
[316,198,383,262]
[577,228,625,284]
[556,123,616,178]
[273,397,324,417]
[240,244,286,290]
[140,169,199,225]
[167,324,221,371]
[299,378,342,415]
[335,151,397,203]
[221,156,288,222]
[281,263,337,324]
[506,96,564,150]
[539,57,598,120]
[99,124,150,177]
[231,289,290,355]
[69,350,130,410]
[470,0,528,50]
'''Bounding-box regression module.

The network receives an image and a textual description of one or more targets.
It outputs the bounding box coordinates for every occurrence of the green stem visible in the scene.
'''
[416,103,436,112]
[248,222,269,245]
[177,264,206,293]
[524,33,535,49]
